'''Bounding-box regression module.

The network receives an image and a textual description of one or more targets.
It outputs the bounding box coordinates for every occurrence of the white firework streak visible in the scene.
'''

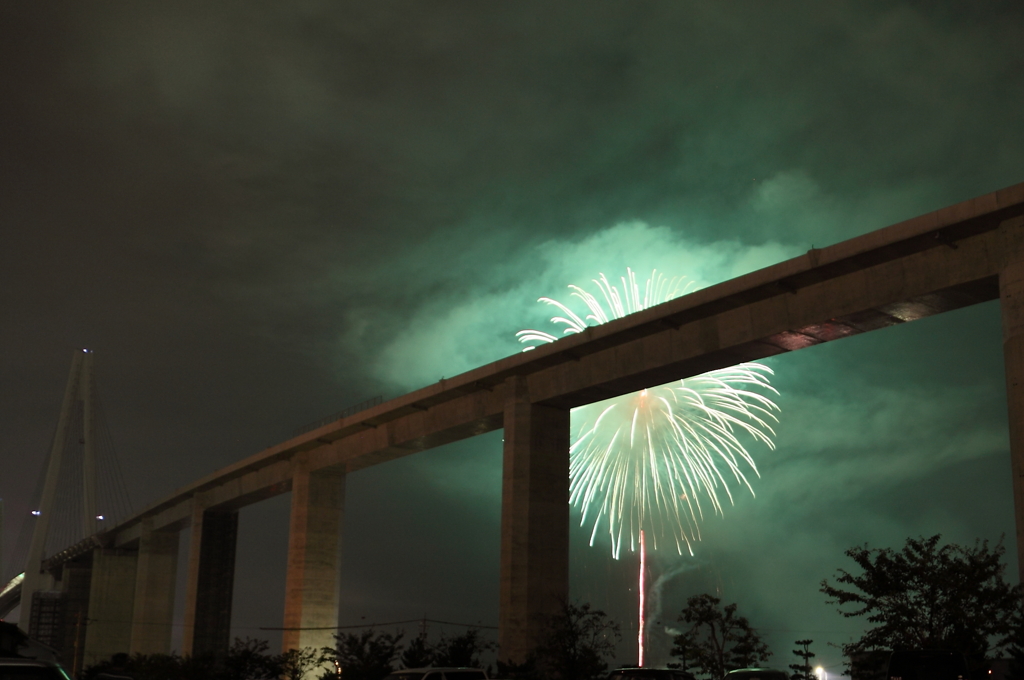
[517,269,780,559]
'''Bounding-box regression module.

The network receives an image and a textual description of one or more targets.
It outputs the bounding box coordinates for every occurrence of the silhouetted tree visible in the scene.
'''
[401,633,435,669]
[117,652,186,680]
[532,602,620,680]
[224,638,279,680]
[277,646,333,680]
[789,640,815,680]
[670,594,771,679]
[330,630,404,680]
[90,652,135,680]
[432,629,495,668]
[83,638,313,680]
[1005,608,1024,680]
[820,534,1021,672]
[495,657,538,680]
[84,645,231,680]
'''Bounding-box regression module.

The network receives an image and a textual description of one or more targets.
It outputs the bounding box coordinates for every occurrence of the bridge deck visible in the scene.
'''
[62,181,1024,554]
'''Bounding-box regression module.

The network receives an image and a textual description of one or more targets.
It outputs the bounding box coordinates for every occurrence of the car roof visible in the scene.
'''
[393,669,486,674]
[610,669,693,674]
[0,658,60,666]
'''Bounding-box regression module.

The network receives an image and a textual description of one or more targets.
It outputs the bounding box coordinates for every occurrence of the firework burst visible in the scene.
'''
[518,269,780,559]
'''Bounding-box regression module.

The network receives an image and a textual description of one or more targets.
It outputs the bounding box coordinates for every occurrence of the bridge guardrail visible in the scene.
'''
[292,395,385,438]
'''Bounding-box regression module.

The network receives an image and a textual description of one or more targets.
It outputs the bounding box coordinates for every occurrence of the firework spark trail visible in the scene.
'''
[518,269,780,559]
[639,529,647,667]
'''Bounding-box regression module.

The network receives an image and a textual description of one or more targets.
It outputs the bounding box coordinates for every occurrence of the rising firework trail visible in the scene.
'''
[639,529,647,667]
[518,268,780,665]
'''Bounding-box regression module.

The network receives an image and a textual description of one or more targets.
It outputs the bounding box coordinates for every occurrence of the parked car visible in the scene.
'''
[724,668,790,680]
[608,667,697,680]
[0,657,72,680]
[0,622,61,665]
[384,667,488,680]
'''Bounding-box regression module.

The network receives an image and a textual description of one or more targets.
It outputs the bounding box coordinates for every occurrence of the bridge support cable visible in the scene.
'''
[80,360,98,540]
[95,395,134,525]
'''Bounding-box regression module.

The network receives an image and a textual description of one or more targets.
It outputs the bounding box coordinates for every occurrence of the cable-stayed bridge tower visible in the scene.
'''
[2,350,132,672]
[23,349,100,610]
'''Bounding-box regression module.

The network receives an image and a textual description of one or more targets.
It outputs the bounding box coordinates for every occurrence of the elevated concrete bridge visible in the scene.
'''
[25,181,1024,668]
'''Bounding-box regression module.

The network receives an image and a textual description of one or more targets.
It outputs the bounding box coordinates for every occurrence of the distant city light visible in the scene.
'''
[96,515,104,520]
[31,510,40,516]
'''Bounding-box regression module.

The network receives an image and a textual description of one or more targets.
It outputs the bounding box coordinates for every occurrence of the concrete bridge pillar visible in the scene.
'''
[130,526,179,654]
[1000,246,1024,584]
[182,498,238,657]
[282,460,345,652]
[83,548,138,667]
[498,376,570,664]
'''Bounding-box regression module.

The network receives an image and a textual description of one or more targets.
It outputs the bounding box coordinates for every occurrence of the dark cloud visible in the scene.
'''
[2,0,1023,672]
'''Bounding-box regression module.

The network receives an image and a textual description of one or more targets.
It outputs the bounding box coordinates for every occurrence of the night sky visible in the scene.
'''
[2,1,1024,674]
